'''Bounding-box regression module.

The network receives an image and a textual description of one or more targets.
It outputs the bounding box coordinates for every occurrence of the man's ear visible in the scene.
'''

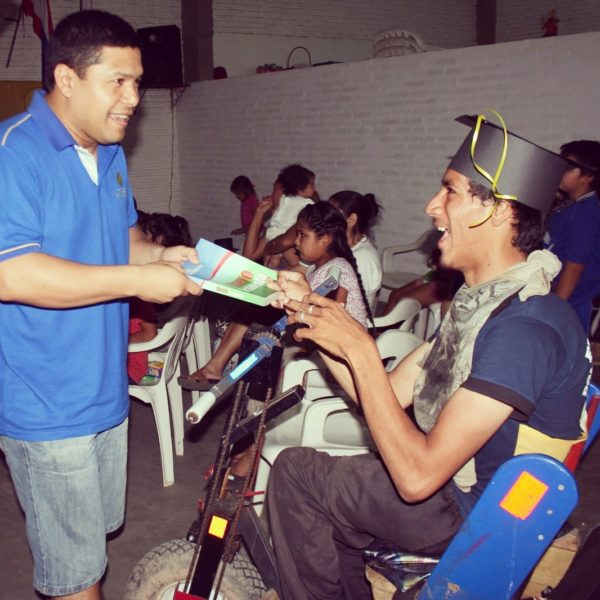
[491,200,515,227]
[581,171,595,188]
[53,64,77,98]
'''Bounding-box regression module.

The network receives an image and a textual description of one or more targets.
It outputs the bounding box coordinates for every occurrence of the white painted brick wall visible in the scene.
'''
[213,0,476,47]
[3,1,600,236]
[497,1,600,42]
[177,32,600,274]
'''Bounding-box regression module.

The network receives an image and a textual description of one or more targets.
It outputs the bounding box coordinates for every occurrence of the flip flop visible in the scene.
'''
[178,372,220,391]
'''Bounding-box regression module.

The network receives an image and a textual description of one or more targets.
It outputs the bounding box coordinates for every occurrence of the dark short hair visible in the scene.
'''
[469,181,545,255]
[44,10,140,91]
[145,212,192,247]
[560,140,600,193]
[278,164,315,196]
[230,175,255,198]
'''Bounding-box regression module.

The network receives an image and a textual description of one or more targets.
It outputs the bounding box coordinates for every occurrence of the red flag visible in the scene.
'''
[21,0,53,43]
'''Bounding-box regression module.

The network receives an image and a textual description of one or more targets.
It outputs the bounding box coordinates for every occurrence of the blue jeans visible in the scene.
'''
[0,418,128,596]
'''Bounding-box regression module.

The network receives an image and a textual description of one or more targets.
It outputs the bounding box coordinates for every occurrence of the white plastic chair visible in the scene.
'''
[380,230,433,293]
[254,330,424,513]
[412,302,442,340]
[373,297,421,330]
[128,312,190,486]
[179,296,212,407]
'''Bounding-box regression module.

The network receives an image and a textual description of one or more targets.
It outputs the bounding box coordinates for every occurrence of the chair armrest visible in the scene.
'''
[280,355,326,391]
[373,298,421,328]
[300,397,366,448]
[381,230,432,273]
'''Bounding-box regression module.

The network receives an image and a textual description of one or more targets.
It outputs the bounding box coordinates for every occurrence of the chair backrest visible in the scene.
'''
[563,381,600,471]
[128,313,189,381]
[583,381,600,453]
[381,230,433,275]
[407,302,442,340]
[181,296,203,354]
[375,329,423,372]
[161,315,190,383]
[418,454,578,600]
[373,298,421,329]
[127,311,188,353]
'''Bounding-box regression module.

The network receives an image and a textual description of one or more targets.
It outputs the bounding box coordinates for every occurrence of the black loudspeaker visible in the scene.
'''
[137,25,184,88]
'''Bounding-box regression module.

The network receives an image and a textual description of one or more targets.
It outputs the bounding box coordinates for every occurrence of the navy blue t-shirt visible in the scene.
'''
[453,293,589,515]
[547,192,600,329]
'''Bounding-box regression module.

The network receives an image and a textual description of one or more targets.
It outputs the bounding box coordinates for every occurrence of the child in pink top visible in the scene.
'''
[230,175,259,236]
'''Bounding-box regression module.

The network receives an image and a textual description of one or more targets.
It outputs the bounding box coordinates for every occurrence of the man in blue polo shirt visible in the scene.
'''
[548,140,600,333]
[0,11,201,600]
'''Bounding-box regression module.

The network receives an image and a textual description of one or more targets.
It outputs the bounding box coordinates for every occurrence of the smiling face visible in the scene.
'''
[425,168,498,282]
[52,45,143,153]
[294,221,332,266]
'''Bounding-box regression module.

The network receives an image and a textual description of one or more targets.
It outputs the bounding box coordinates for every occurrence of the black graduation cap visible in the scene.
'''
[448,114,570,214]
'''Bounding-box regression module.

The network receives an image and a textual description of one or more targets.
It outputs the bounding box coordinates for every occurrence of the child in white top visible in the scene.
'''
[264,163,316,269]
[328,190,383,312]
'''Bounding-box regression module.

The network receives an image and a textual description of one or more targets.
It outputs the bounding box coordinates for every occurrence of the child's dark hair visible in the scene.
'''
[136,209,150,235]
[45,10,140,91]
[297,202,375,328]
[230,175,256,199]
[560,140,600,194]
[146,213,192,247]
[328,190,381,239]
[278,164,315,197]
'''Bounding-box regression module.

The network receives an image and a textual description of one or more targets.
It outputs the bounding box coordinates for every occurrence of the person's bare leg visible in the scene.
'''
[192,321,250,380]
[56,582,102,600]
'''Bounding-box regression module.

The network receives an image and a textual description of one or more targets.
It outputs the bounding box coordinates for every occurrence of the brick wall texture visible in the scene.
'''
[1,1,600,274]
[213,0,476,48]
[177,32,600,272]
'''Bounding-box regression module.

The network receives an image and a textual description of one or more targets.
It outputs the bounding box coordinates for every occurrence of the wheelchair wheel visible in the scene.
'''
[124,538,267,600]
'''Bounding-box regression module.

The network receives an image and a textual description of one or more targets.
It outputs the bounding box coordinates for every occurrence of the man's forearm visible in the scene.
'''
[555,261,585,301]
[0,253,143,307]
[129,227,164,264]
[318,350,360,405]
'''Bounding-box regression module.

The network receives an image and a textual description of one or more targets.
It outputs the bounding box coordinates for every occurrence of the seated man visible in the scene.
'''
[267,114,591,600]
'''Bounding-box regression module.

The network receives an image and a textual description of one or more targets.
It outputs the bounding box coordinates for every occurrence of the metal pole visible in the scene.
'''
[5,3,23,69]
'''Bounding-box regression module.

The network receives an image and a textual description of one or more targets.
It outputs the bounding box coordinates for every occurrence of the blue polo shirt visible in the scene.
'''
[0,91,137,441]
[547,191,600,330]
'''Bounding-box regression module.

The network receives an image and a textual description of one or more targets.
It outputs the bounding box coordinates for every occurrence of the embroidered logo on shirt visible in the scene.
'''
[115,172,127,199]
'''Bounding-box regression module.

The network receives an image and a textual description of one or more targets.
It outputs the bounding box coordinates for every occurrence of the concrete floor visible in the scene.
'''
[0,390,228,600]
[1,386,600,599]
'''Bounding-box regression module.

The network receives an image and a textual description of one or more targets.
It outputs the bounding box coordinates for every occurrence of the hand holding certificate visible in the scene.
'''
[182,239,282,306]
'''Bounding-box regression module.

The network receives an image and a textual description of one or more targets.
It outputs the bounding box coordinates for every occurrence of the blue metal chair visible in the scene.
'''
[418,454,578,600]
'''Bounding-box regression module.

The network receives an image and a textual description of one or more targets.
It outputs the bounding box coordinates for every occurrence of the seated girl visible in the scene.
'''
[179,201,371,390]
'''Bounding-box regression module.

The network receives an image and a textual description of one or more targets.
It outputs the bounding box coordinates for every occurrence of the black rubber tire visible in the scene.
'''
[123,538,267,600]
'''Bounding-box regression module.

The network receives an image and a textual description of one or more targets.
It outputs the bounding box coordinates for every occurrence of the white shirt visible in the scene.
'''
[265,195,313,240]
[352,236,382,311]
